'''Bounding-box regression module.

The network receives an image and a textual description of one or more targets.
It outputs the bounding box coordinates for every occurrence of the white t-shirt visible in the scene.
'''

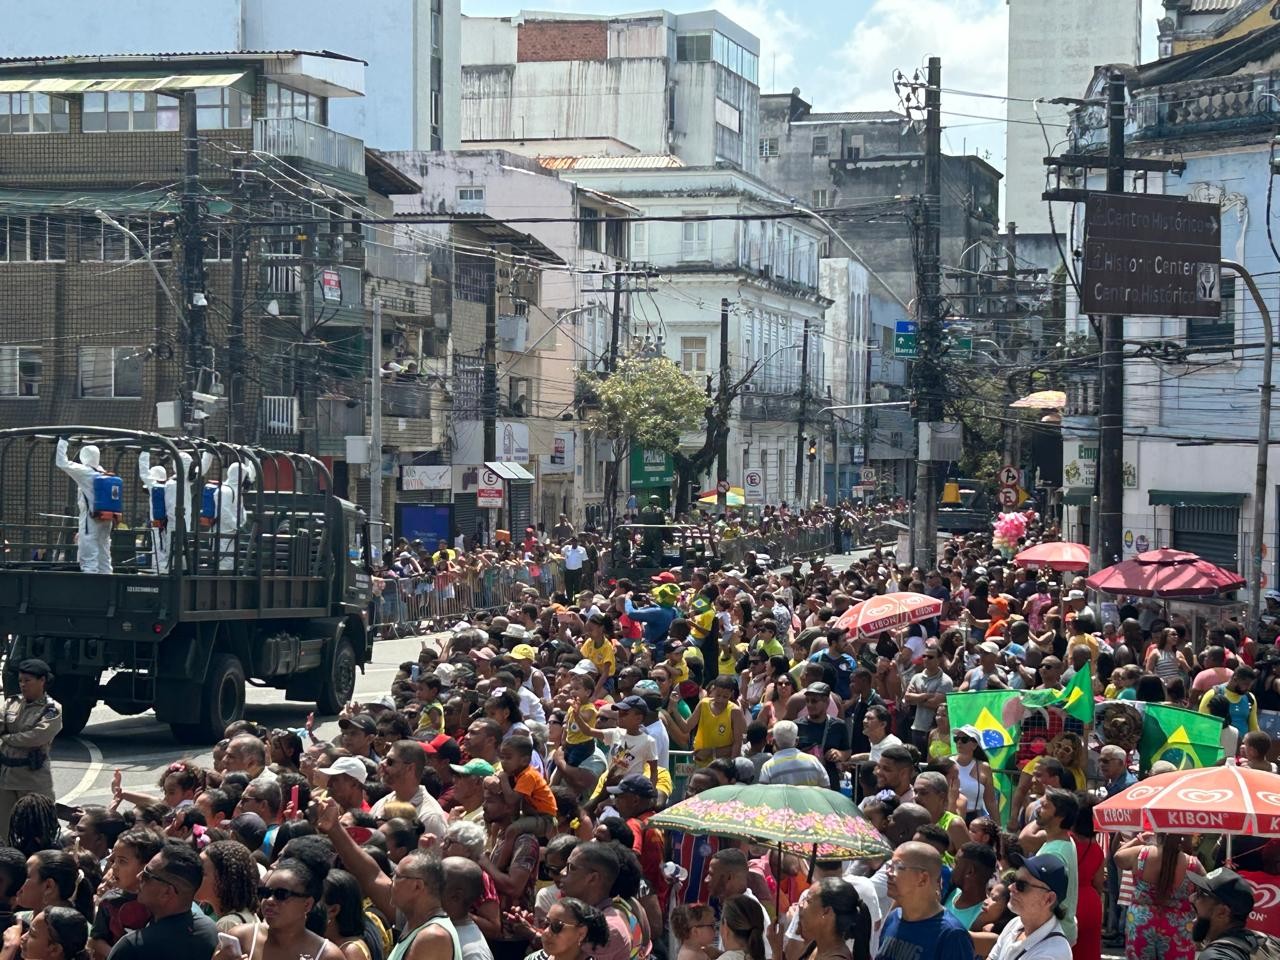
[600,728,658,779]
[454,919,495,960]
[644,718,671,770]
[370,785,448,838]
[868,733,903,762]
[563,545,587,570]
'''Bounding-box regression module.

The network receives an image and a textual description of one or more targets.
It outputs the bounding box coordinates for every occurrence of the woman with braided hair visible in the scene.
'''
[8,794,57,858]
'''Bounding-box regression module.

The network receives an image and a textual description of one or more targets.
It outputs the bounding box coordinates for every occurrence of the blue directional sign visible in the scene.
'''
[895,320,918,335]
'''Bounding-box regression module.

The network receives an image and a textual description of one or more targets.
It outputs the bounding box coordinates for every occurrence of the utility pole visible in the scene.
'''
[1097,70,1127,570]
[717,298,731,514]
[911,56,944,571]
[608,259,623,372]
[793,318,811,505]
[483,263,498,463]
[297,230,318,456]
[179,90,207,432]
[227,214,248,445]
[370,298,384,564]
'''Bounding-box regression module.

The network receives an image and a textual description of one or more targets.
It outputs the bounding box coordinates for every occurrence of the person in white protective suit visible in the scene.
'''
[55,438,113,574]
[216,460,255,571]
[137,450,212,572]
[139,463,171,573]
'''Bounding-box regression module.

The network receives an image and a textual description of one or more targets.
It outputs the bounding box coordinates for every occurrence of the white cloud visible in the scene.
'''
[713,0,807,92]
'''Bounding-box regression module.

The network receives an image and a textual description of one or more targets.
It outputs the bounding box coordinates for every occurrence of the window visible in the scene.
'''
[681,336,708,374]
[195,87,251,130]
[454,255,492,303]
[681,214,710,260]
[632,222,647,260]
[0,217,66,262]
[0,347,40,397]
[714,97,740,132]
[812,190,828,209]
[0,93,69,134]
[79,216,170,262]
[676,34,712,62]
[812,135,829,157]
[82,92,179,132]
[457,187,485,214]
[758,137,779,158]
[265,82,322,123]
[1187,276,1236,348]
[581,208,604,253]
[78,346,143,398]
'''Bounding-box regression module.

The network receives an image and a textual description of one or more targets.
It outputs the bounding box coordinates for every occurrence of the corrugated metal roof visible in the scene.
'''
[0,49,366,65]
[794,110,905,124]
[1187,0,1244,10]
[537,155,685,170]
[0,72,246,93]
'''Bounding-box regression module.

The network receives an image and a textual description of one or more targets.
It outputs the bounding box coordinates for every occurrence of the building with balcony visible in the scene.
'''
[0,0,462,150]
[1057,22,1280,583]
[553,162,832,506]
[461,8,761,175]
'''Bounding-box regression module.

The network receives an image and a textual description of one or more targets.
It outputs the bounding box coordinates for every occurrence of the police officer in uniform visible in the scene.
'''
[0,659,62,837]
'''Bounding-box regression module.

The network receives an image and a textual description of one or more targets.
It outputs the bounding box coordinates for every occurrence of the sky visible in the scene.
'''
[461,0,1167,174]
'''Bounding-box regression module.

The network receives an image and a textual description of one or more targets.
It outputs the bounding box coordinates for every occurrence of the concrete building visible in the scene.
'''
[1060,23,1280,596]
[1004,0,1142,258]
[552,161,832,506]
[385,149,634,530]
[1157,0,1270,59]
[461,9,760,175]
[0,0,462,150]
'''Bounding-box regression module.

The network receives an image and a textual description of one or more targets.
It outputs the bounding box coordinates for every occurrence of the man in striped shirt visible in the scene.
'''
[758,720,832,786]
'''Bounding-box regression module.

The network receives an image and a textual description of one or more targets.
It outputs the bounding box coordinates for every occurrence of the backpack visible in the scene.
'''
[1214,931,1280,960]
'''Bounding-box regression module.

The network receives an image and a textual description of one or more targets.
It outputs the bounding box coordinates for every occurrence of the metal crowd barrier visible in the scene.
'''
[719,526,836,567]
[370,559,567,636]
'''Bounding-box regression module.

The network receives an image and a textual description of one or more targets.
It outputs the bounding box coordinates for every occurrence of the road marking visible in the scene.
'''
[60,736,104,805]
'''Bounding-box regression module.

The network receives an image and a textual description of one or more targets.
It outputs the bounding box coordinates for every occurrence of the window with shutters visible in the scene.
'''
[681,337,708,373]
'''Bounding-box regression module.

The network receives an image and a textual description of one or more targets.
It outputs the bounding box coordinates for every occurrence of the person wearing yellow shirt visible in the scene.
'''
[579,616,616,686]
[669,675,746,767]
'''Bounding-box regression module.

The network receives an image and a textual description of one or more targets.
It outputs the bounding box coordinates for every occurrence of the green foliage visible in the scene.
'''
[583,357,705,452]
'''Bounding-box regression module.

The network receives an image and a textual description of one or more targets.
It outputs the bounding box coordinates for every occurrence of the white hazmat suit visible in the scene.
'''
[139,462,172,573]
[216,460,255,571]
[55,438,113,574]
[138,450,212,572]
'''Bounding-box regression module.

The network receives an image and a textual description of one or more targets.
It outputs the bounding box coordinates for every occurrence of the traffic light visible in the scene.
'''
[807,437,817,461]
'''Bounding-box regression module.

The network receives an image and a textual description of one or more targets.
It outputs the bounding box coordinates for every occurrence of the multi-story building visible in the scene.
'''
[461,8,761,175]
[552,161,832,506]
[1156,0,1270,58]
[0,0,462,150]
[1059,21,1280,588]
[384,149,626,530]
[0,50,444,544]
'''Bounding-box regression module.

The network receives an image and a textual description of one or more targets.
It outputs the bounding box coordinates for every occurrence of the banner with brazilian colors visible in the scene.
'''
[1138,702,1223,771]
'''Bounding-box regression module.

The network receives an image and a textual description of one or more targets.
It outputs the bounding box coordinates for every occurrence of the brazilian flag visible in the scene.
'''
[1139,703,1224,771]
[1022,662,1094,724]
[947,690,1020,771]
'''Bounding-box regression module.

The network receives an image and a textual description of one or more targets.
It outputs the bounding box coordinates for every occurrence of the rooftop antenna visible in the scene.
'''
[772,52,776,91]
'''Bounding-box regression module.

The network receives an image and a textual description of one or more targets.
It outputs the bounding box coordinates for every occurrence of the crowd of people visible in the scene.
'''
[6,514,1279,960]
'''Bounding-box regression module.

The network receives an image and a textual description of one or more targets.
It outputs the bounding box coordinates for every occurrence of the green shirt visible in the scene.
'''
[1040,837,1078,945]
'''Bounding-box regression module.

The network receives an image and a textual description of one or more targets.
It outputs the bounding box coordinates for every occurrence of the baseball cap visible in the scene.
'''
[615,695,649,713]
[652,571,678,584]
[317,756,370,784]
[1066,589,1086,601]
[368,694,397,711]
[978,641,1001,656]
[1187,867,1257,918]
[954,725,983,744]
[338,714,376,734]
[804,682,832,697]
[423,734,462,763]
[449,758,496,778]
[606,774,660,798]
[633,679,662,697]
[510,643,537,662]
[470,647,497,661]
[1011,853,1069,905]
[571,659,599,676]
[1266,590,1280,603]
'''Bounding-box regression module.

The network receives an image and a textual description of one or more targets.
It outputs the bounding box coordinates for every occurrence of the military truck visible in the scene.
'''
[0,428,372,743]
[605,523,719,583]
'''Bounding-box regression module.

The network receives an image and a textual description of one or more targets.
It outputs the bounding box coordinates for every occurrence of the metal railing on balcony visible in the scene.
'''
[254,116,365,176]
[366,243,428,285]
[260,396,299,435]
[381,380,431,419]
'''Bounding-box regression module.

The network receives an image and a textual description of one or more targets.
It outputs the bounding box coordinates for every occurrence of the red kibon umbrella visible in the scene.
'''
[833,592,944,639]
[1095,764,1280,837]
[1013,541,1091,572]
[1084,548,1246,598]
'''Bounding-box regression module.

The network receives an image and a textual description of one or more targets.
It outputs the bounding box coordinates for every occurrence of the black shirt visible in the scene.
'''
[107,909,220,960]
[795,715,850,787]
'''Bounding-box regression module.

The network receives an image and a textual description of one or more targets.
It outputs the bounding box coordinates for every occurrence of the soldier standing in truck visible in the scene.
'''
[0,659,62,836]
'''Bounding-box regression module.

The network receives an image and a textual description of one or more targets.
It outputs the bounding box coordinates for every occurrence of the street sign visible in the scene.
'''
[744,469,764,505]
[951,335,973,354]
[997,486,1019,508]
[894,334,917,358]
[861,467,877,483]
[321,268,342,303]
[998,465,1020,487]
[477,468,504,508]
[895,320,918,334]
[1082,193,1221,318]
[717,479,731,494]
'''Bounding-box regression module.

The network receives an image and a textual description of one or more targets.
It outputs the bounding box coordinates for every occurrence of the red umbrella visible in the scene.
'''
[1013,541,1090,572]
[1084,548,1245,597]
[1095,765,1280,836]
[833,592,944,639]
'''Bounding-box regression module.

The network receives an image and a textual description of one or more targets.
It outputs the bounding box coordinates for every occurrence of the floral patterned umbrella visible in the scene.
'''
[650,783,891,860]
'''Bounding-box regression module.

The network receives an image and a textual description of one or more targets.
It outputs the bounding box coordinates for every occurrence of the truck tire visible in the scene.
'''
[172,653,245,744]
[52,675,99,738]
[315,638,356,715]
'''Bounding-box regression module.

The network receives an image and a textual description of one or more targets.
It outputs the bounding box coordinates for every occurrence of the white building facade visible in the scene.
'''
[0,0,461,150]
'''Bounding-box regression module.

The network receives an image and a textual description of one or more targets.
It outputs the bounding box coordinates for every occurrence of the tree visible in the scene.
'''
[582,357,705,529]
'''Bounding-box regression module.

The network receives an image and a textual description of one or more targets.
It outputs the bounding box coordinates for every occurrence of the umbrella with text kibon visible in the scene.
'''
[1013,541,1091,573]
[832,591,944,639]
[1094,765,1280,836]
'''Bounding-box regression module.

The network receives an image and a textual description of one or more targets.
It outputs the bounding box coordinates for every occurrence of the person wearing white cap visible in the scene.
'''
[1064,588,1096,626]
[960,642,1008,692]
[315,756,369,814]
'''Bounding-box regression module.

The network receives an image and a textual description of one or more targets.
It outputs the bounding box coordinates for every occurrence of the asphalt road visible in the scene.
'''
[48,547,876,808]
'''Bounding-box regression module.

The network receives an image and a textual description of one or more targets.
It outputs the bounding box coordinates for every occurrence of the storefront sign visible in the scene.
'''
[401,465,451,491]
[629,447,675,488]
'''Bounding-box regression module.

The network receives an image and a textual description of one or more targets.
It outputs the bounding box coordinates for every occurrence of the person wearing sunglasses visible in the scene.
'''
[984,855,1072,960]
[213,858,341,960]
[113,842,220,960]
[521,898,608,960]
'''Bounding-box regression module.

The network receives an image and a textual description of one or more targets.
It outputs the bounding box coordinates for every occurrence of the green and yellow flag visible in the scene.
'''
[1139,703,1223,771]
[947,690,1020,770]
[1022,661,1094,725]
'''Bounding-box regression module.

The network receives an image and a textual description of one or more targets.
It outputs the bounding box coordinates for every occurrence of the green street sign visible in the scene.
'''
[952,336,973,354]
[629,446,675,488]
[894,333,918,358]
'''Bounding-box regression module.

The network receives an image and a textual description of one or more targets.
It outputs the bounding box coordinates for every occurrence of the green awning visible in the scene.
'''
[1062,487,1093,506]
[0,187,232,217]
[1148,490,1247,508]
